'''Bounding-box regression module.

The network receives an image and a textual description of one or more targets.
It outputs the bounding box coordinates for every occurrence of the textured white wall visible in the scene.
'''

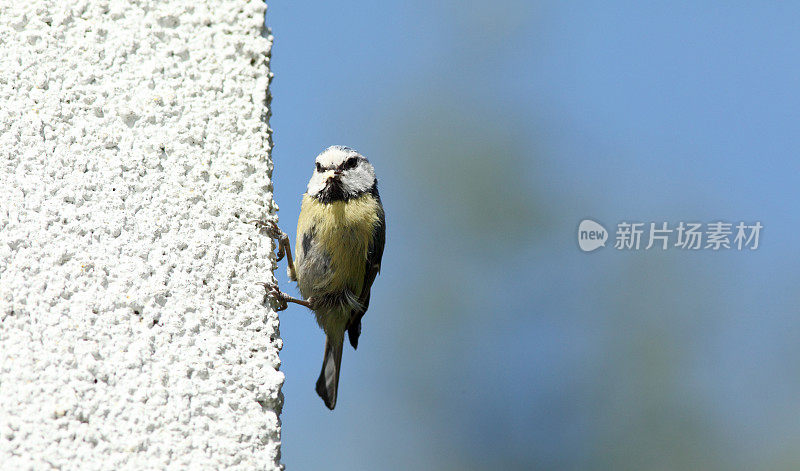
[0,1,282,469]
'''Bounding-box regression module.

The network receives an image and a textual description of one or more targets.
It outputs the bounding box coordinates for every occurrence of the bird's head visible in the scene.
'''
[307,146,376,202]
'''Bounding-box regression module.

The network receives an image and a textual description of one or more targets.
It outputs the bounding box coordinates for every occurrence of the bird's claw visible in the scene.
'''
[258,281,289,311]
[249,218,288,261]
[275,245,286,262]
[250,218,285,240]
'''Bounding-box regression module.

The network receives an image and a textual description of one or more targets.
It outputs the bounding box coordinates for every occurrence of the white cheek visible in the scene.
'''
[307,173,326,195]
[343,167,375,193]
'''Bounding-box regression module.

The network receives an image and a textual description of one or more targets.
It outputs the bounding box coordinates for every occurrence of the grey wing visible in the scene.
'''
[347,204,385,349]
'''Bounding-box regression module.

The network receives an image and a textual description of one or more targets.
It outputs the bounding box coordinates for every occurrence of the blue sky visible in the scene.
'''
[265,2,800,469]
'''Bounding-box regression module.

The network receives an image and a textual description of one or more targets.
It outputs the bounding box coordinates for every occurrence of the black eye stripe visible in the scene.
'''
[343,157,358,169]
[317,157,359,172]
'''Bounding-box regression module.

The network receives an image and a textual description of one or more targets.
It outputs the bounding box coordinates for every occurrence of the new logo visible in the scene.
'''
[578,219,608,252]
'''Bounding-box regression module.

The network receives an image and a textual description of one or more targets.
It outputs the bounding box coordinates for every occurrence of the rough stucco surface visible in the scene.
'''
[0,1,283,469]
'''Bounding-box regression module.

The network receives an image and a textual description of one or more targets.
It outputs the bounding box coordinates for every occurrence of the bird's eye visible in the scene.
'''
[344,157,358,170]
[316,162,323,172]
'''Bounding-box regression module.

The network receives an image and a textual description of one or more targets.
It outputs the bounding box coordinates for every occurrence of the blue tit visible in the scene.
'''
[262,146,385,410]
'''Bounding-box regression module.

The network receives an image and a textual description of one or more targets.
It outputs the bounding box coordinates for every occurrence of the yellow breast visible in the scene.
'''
[296,193,382,294]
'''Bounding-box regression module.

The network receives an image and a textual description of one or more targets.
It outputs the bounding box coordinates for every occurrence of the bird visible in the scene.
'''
[258,146,385,410]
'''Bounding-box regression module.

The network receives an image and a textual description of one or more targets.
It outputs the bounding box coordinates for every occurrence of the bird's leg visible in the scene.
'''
[250,218,297,281]
[258,282,313,311]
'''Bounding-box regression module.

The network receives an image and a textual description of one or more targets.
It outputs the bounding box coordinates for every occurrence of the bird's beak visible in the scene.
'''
[326,170,342,180]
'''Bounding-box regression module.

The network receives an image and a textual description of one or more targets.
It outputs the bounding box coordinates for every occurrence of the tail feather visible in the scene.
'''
[316,337,343,410]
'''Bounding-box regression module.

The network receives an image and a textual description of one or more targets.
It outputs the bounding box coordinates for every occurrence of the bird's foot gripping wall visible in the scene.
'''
[0,1,283,469]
